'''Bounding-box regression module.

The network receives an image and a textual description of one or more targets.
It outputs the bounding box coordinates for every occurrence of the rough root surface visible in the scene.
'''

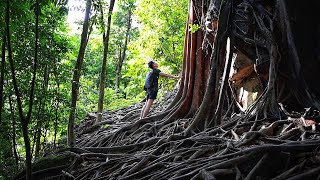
[15,89,320,180]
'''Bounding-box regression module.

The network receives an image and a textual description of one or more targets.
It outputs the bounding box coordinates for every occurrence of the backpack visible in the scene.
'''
[144,70,155,91]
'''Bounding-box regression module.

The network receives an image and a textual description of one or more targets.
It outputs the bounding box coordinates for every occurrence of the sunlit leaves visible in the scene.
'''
[123,0,188,97]
[0,0,74,176]
[188,23,200,33]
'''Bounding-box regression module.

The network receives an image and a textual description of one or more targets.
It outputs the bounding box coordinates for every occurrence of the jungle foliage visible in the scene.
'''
[0,0,187,177]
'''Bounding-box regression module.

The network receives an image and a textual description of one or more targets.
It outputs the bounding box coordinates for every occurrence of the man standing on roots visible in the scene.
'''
[140,60,180,119]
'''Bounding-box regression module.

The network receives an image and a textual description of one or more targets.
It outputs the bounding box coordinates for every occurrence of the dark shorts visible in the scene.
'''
[146,89,158,100]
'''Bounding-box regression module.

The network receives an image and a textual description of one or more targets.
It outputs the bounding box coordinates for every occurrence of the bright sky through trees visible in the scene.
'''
[67,0,85,25]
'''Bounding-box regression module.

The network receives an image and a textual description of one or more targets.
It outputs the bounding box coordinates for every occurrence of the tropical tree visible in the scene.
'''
[114,0,135,92]
[5,0,40,177]
[68,0,92,146]
[96,0,116,122]
[0,0,73,177]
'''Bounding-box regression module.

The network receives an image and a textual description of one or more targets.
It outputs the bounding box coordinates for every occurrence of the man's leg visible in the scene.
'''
[142,99,154,118]
[140,91,149,119]
[140,101,147,119]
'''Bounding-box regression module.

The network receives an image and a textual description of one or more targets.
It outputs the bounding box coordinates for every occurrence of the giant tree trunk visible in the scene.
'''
[156,0,206,126]
[68,0,92,146]
[115,8,132,92]
[96,0,116,123]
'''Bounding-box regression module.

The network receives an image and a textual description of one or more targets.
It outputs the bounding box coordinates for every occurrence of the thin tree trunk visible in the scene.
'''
[87,14,96,45]
[25,0,40,122]
[53,82,60,147]
[116,45,122,92]
[34,115,42,158]
[116,8,132,92]
[96,0,116,123]
[42,105,53,148]
[68,0,92,146]
[53,47,60,147]
[21,125,32,179]
[8,94,19,167]
[34,99,42,158]
[35,66,49,158]
[31,128,36,156]
[43,127,48,148]
[6,0,31,178]
[6,0,40,178]
[0,35,6,124]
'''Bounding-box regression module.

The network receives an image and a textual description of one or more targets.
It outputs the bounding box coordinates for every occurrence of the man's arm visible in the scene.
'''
[159,72,180,79]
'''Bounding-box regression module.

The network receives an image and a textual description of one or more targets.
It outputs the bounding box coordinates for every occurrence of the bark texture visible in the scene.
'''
[68,0,92,146]
[97,0,116,123]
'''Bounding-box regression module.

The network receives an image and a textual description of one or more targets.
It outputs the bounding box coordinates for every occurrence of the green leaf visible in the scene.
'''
[188,23,200,33]
[102,124,110,129]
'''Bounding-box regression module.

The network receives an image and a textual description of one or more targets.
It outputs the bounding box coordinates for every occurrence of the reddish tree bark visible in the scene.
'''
[161,0,205,125]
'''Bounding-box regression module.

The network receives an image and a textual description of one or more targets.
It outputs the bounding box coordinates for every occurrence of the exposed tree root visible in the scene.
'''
[16,93,320,179]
